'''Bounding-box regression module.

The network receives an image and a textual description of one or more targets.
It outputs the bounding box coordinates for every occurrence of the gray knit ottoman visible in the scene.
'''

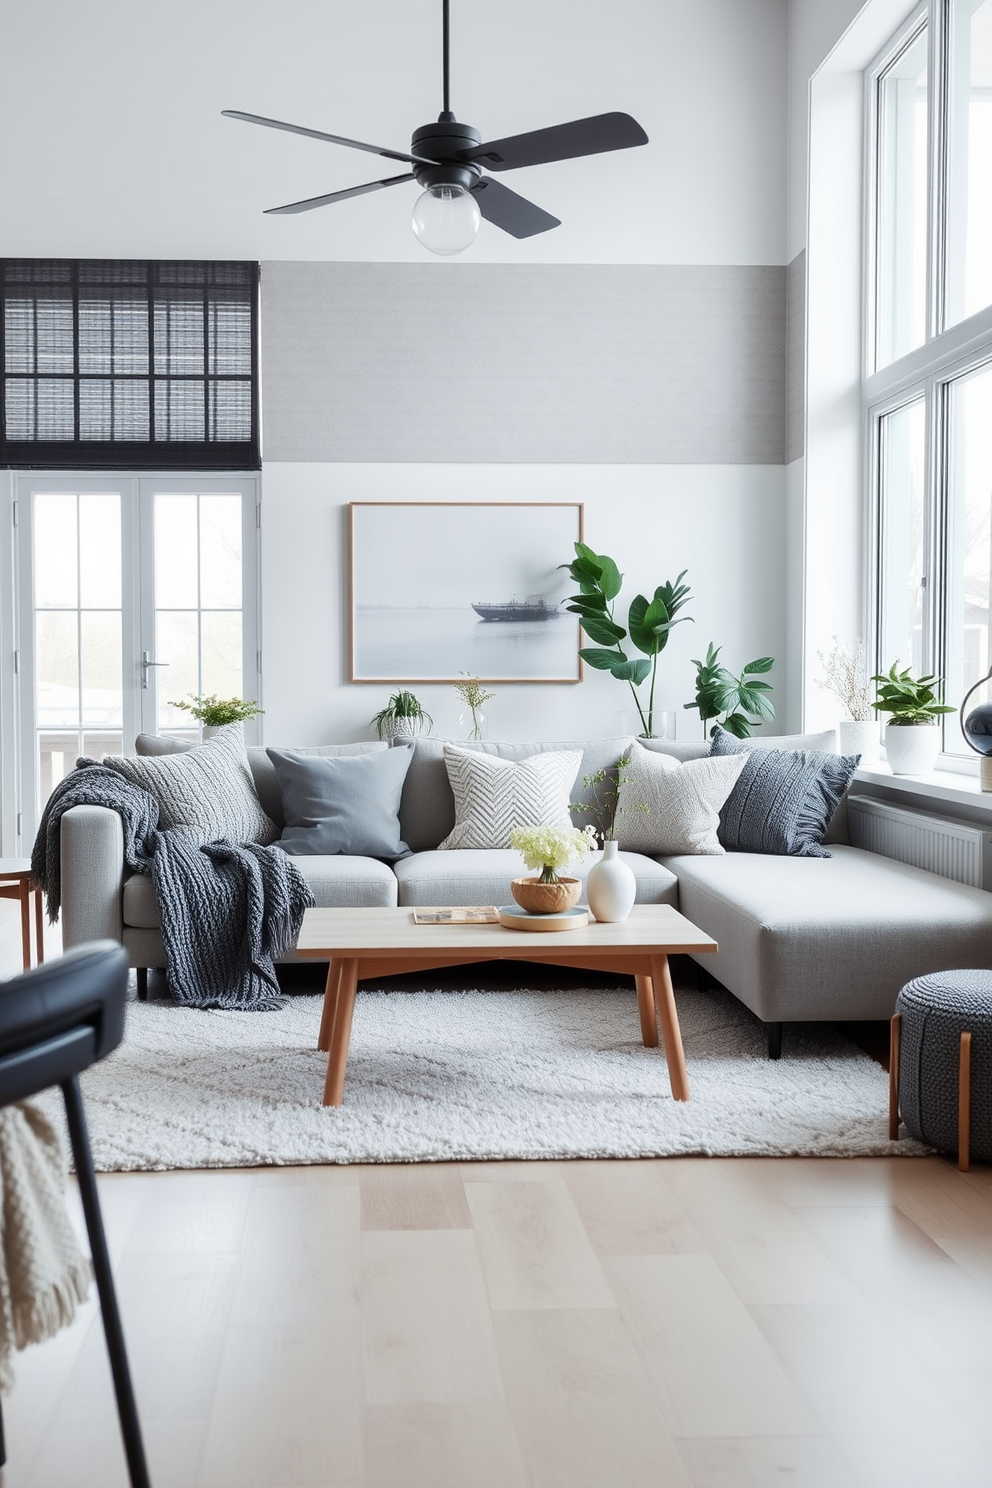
[891,970,992,1169]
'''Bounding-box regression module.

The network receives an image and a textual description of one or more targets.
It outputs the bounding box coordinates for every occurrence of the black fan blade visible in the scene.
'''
[222,110,434,167]
[264,174,415,215]
[463,111,647,172]
[471,177,560,238]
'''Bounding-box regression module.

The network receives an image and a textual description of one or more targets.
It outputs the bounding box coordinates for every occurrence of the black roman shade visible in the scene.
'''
[0,259,259,469]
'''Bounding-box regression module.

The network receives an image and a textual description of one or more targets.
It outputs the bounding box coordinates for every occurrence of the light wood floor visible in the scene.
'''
[2,907,992,1488]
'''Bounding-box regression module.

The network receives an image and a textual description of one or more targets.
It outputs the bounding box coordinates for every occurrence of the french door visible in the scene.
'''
[13,473,260,844]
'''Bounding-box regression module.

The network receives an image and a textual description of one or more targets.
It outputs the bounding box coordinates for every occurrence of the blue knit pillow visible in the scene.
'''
[708,728,860,857]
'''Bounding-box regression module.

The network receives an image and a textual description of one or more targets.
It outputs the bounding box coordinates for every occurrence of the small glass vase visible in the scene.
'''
[619,710,676,741]
[460,709,487,741]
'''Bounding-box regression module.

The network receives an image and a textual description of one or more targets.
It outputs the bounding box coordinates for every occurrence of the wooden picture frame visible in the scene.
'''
[349,501,583,683]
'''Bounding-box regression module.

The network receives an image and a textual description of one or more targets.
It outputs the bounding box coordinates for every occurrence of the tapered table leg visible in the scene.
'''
[318,959,343,1052]
[323,959,359,1106]
[19,885,31,971]
[635,974,659,1047]
[650,953,690,1101]
[33,883,45,964]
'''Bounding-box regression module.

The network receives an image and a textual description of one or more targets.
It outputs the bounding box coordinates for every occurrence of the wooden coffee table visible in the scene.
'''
[296,904,718,1107]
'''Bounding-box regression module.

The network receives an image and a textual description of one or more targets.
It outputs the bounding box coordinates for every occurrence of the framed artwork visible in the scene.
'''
[349,502,583,683]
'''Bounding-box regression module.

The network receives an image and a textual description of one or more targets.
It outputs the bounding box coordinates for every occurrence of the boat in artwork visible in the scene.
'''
[471,598,561,622]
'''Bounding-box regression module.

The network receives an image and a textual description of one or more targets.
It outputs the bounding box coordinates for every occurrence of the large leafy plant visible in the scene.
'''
[562,543,692,737]
[870,663,955,725]
[685,644,775,739]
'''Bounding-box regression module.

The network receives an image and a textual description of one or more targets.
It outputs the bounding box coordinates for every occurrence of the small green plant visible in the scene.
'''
[509,823,598,883]
[870,663,955,725]
[454,674,495,740]
[370,690,434,739]
[170,694,263,726]
[560,543,693,738]
[569,750,648,843]
[684,645,775,739]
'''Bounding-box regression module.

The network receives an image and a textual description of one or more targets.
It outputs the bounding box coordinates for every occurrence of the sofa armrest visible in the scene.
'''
[59,804,125,949]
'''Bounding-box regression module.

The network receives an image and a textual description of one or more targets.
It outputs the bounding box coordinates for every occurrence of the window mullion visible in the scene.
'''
[927,0,951,341]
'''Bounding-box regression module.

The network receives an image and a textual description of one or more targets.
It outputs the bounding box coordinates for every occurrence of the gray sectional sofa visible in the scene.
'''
[58,732,992,1052]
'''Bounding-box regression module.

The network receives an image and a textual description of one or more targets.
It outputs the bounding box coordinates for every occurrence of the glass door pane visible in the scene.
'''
[151,491,244,737]
[878,398,927,676]
[945,0,992,327]
[944,362,992,752]
[876,27,929,368]
[32,491,123,804]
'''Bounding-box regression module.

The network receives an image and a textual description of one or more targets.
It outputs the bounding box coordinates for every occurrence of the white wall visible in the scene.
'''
[259,463,787,745]
[0,0,786,267]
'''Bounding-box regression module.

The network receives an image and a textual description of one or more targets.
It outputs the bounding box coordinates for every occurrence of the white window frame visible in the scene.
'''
[5,470,261,851]
[866,0,992,767]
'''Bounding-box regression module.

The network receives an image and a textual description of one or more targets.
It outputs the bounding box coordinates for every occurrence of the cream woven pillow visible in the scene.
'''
[439,744,582,850]
[105,724,277,846]
[615,741,746,855]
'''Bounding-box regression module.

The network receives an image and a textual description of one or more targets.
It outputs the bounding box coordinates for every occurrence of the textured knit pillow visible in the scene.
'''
[105,724,277,846]
[439,745,581,850]
[267,744,413,860]
[709,728,860,858]
[615,741,746,855]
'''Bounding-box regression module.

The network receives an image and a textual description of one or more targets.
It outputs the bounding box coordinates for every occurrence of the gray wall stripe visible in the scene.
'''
[260,262,786,465]
[786,249,806,463]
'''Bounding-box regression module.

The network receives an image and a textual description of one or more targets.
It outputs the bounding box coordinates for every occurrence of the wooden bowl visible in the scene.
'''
[510,876,581,915]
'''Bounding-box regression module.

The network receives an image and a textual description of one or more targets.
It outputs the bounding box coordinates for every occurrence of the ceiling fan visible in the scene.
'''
[223,0,648,256]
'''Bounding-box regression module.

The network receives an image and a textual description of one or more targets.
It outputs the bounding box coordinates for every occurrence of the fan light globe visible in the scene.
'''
[411,183,481,255]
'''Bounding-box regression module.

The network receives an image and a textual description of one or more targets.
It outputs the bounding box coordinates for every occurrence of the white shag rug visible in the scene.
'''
[68,982,928,1171]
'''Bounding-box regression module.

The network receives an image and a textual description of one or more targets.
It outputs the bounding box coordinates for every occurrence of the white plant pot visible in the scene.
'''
[201,723,239,740]
[884,722,941,775]
[586,839,637,923]
[838,719,881,764]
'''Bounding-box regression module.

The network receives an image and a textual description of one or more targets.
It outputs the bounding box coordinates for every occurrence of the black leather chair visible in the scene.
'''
[0,942,151,1487]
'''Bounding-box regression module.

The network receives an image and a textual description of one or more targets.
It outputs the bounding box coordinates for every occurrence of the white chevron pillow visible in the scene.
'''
[439,745,582,851]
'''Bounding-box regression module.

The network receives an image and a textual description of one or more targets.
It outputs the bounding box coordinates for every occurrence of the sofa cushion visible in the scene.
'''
[267,744,413,860]
[136,734,387,828]
[394,848,679,909]
[122,851,397,927]
[439,745,581,850]
[660,844,992,1022]
[709,729,859,858]
[108,724,277,846]
[397,736,635,852]
[615,742,746,855]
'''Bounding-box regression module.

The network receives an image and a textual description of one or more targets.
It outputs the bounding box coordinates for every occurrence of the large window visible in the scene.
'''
[870,1,992,760]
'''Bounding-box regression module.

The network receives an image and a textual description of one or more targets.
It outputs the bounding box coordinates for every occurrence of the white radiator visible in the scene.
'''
[847,795,989,888]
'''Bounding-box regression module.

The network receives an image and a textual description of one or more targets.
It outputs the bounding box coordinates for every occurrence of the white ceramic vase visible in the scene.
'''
[586,839,636,923]
[884,722,941,775]
[838,718,881,764]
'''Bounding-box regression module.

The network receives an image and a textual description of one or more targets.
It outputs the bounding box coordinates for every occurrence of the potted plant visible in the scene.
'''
[816,636,879,760]
[561,543,692,739]
[871,663,955,775]
[170,694,264,737]
[683,645,775,738]
[508,823,597,914]
[370,690,434,740]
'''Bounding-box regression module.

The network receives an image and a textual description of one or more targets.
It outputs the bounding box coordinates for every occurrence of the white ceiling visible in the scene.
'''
[0,0,787,264]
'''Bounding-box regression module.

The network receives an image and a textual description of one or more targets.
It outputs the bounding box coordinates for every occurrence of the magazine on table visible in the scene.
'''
[411,907,500,924]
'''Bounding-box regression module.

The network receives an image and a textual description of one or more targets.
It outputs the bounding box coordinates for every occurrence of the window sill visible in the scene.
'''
[854,762,992,819]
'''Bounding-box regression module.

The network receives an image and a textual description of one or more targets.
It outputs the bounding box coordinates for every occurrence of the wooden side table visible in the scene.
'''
[0,859,45,971]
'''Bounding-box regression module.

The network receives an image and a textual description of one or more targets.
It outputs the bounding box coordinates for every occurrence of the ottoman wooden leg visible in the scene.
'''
[958,1031,972,1173]
[889,1013,901,1141]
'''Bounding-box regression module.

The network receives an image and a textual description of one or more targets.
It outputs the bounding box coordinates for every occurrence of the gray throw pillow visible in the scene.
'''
[708,727,860,858]
[106,724,277,846]
[267,744,414,859]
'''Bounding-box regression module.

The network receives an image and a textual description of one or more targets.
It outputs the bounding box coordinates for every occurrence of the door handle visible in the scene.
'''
[140,651,169,690]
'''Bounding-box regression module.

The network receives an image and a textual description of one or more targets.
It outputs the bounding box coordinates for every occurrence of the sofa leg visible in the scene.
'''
[767,1021,783,1060]
[136,967,148,1002]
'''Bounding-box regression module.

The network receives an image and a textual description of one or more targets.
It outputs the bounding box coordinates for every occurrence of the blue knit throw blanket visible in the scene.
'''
[32,762,314,1011]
